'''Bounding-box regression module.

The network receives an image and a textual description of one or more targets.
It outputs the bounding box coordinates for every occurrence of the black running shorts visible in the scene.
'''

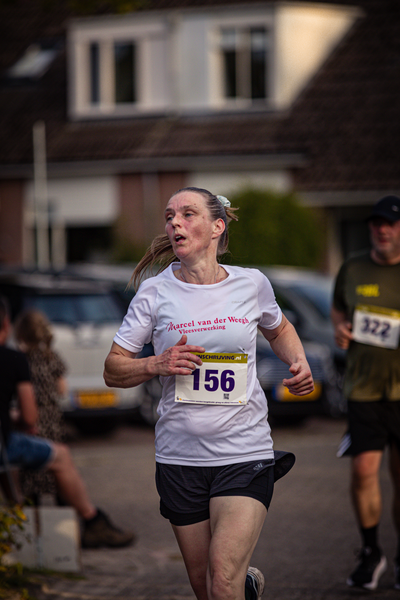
[337,400,400,457]
[156,460,275,526]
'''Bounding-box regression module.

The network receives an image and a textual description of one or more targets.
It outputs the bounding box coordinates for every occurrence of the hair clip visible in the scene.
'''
[216,195,231,208]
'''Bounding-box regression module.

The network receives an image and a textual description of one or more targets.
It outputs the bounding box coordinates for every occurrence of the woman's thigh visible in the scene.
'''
[209,495,267,576]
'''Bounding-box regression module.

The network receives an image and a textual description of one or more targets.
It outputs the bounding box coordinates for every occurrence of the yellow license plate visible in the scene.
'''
[77,391,117,409]
[275,382,322,402]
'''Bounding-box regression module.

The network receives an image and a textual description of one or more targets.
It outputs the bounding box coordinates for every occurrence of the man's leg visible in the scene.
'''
[389,444,400,588]
[347,450,387,589]
[47,443,96,519]
[351,450,383,529]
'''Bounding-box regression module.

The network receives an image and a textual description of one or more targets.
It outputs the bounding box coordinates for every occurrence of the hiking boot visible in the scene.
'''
[346,546,387,590]
[245,567,265,600]
[82,509,135,548]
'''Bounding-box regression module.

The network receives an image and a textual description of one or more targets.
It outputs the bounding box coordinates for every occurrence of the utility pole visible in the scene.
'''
[33,120,50,269]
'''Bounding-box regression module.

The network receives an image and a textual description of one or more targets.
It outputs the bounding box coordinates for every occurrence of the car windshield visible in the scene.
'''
[289,280,333,321]
[24,293,124,324]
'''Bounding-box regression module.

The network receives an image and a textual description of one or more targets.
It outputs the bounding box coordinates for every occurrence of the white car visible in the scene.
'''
[0,269,144,433]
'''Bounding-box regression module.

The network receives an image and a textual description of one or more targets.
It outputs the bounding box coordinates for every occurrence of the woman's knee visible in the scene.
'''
[48,442,72,469]
[208,561,243,600]
[209,572,235,600]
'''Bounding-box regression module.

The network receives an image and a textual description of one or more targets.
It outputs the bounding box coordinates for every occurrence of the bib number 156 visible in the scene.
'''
[175,352,248,405]
[192,368,235,392]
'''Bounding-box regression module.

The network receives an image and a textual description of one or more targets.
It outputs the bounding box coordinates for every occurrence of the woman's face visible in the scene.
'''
[165,191,223,262]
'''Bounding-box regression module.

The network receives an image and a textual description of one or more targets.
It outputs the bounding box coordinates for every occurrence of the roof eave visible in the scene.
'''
[0,153,308,179]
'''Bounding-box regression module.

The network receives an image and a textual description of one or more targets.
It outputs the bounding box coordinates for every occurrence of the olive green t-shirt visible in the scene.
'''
[333,251,400,400]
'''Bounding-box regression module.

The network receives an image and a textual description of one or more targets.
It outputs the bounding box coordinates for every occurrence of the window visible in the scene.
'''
[220,27,269,102]
[89,42,100,104]
[7,42,60,80]
[114,42,135,103]
[88,41,136,106]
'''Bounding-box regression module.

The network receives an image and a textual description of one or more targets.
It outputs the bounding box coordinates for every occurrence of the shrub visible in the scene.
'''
[225,187,323,268]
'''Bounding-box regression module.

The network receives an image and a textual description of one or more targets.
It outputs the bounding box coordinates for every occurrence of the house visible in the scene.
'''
[0,0,399,273]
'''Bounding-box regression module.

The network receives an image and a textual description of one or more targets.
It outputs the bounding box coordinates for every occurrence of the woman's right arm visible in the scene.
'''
[104,335,205,389]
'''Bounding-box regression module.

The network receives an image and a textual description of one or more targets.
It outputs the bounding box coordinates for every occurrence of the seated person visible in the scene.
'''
[0,296,134,549]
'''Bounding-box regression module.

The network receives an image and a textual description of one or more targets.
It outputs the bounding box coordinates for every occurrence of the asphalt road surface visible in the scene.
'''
[33,416,399,600]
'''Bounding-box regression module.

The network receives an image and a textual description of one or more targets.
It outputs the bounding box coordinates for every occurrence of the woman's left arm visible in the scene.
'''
[259,315,314,396]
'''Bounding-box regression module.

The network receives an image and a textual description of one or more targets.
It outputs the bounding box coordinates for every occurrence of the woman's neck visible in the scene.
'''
[176,262,227,285]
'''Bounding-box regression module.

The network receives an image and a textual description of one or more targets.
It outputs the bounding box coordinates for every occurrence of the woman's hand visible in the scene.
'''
[260,316,314,396]
[282,359,314,396]
[104,336,205,388]
[153,335,205,376]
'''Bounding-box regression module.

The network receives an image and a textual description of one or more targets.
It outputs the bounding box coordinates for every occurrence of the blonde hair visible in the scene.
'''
[14,309,53,354]
[130,187,238,290]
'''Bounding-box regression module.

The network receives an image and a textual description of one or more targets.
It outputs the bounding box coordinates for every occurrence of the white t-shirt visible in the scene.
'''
[114,263,282,466]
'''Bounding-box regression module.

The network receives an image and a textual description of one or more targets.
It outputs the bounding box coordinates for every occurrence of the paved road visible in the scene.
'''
[32,417,399,599]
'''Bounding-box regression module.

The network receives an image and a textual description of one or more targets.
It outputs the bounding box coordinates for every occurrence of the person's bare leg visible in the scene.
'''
[207,496,266,600]
[172,496,266,600]
[389,445,400,538]
[351,451,383,528]
[47,443,96,520]
[172,519,211,600]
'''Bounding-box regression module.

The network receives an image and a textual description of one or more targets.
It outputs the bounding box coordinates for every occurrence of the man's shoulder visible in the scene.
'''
[0,345,28,366]
[344,249,371,266]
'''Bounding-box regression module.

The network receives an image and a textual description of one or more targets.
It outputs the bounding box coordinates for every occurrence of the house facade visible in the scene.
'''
[0,0,399,273]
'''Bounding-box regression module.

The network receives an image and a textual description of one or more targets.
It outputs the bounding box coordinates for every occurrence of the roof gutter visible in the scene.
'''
[0,153,307,179]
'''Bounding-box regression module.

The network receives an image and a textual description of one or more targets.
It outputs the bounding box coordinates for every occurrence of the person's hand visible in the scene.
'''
[334,321,353,349]
[282,359,314,396]
[153,335,205,376]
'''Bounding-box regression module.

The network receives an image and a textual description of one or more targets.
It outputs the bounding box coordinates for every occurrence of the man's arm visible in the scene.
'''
[259,315,314,396]
[15,381,37,433]
[331,306,353,350]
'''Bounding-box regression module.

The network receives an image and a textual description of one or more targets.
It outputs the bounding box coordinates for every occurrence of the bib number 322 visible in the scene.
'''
[353,305,400,349]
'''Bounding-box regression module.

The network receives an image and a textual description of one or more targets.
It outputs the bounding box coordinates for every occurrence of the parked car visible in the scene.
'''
[0,268,145,433]
[257,266,346,421]
[261,267,346,374]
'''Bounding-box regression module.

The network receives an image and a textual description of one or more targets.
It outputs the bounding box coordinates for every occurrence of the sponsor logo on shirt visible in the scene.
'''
[356,284,380,297]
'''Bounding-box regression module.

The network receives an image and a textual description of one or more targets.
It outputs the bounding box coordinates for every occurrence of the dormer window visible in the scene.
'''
[221,27,269,102]
[68,3,359,119]
[68,15,169,119]
[88,41,136,106]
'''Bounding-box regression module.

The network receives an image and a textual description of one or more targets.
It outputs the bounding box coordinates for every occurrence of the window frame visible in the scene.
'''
[218,24,271,106]
[68,17,168,119]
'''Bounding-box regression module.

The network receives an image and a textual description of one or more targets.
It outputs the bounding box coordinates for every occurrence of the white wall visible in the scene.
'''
[274,3,360,109]
[188,169,292,196]
[25,176,118,226]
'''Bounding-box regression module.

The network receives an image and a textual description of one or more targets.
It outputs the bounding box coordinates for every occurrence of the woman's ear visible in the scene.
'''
[212,218,226,239]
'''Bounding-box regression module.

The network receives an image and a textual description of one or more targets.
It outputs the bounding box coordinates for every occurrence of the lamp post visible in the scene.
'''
[33,120,50,269]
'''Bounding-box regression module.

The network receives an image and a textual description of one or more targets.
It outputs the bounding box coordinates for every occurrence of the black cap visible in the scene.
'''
[368,195,400,222]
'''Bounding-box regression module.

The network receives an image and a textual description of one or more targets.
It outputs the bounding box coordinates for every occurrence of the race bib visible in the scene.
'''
[353,305,400,349]
[175,352,248,405]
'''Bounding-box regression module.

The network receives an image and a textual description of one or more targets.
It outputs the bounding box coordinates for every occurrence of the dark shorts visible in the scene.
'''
[3,432,54,469]
[156,451,295,527]
[337,400,400,457]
